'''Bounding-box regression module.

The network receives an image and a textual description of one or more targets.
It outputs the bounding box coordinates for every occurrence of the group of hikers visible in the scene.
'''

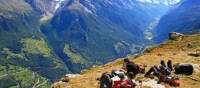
[99,58,183,88]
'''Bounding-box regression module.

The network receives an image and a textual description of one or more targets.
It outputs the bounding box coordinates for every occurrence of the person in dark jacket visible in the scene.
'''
[122,58,146,76]
[122,58,139,75]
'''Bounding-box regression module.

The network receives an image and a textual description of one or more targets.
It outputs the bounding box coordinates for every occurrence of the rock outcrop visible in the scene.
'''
[188,51,200,57]
[51,81,68,88]
[168,32,184,40]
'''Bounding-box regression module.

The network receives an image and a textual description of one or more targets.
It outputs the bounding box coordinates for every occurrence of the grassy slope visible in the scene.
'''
[53,33,200,88]
[0,0,69,87]
[63,44,87,64]
[0,38,69,87]
[0,64,49,88]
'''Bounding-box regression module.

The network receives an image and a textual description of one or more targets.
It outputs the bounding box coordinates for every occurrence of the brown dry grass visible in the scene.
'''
[52,33,200,88]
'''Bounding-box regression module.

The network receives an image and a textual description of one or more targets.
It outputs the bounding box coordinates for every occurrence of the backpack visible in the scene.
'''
[159,75,180,87]
[169,76,180,87]
[113,80,131,88]
[174,64,193,75]
[169,79,180,87]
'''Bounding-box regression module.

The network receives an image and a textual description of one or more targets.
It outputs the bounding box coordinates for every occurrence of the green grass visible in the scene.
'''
[21,38,52,58]
[0,37,69,85]
[0,64,49,88]
[2,48,25,60]
[63,44,87,64]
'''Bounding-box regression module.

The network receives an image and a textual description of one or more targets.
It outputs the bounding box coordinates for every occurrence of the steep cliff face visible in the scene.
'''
[153,0,200,43]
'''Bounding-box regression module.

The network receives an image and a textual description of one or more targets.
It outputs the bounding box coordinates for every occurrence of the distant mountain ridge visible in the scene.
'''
[153,0,200,43]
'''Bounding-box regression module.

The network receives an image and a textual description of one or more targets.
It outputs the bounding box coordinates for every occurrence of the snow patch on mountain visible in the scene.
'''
[137,0,181,5]
[39,0,67,22]
[67,0,93,14]
[54,0,66,11]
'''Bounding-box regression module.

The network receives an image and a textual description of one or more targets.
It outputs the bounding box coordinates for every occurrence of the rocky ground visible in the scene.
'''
[52,32,200,88]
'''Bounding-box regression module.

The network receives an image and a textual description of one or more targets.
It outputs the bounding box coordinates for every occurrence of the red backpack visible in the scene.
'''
[159,74,180,87]
[169,76,180,87]
[113,80,132,88]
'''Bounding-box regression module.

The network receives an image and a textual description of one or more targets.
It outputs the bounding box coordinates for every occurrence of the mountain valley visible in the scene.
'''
[1,0,200,87]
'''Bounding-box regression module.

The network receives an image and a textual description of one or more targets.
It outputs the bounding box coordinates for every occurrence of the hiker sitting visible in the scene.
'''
[99,72,112,88]
[99,70,131,88]
[122,58,145,75]
[145,60,172,78]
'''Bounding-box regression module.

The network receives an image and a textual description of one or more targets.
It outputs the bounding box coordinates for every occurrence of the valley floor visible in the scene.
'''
[52,33,200,88]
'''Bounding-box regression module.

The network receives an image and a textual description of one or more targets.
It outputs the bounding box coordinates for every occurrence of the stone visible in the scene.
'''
[188,51,200,57]
[187,43,195,48]
[191,64,200,73]
[51,81,68,88]
[61,76,70,82]
[65,74,80,78]
[168,32,184,40]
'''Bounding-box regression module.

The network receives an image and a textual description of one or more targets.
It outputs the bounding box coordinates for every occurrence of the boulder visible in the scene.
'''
[187,43,196,48]
[51,81,68,88]
[61,76,70,82]
[188,51,200,57]
[168,32,184,40]
[192,64,200,73]
[65,74,80,78]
